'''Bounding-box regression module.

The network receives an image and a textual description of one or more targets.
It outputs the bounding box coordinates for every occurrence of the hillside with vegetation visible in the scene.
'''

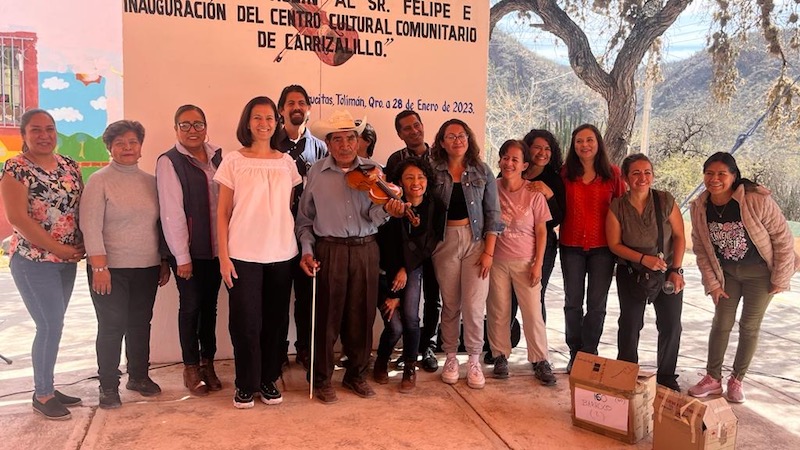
[487,32,800,220]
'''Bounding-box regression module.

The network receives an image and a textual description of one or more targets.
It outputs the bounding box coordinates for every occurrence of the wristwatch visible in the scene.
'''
[668,267,684,276]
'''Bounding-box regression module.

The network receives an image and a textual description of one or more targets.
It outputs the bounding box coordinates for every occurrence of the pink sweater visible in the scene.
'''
[690,184,800,294]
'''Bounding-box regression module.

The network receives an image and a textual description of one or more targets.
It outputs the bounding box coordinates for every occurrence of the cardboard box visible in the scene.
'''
[653,386,738,449]
[569,352,657,444]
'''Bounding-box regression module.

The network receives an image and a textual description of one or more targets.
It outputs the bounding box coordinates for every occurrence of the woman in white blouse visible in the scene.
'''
[215,96,301,409]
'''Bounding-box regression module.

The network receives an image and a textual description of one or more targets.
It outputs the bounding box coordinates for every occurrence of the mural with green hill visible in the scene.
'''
[56,132,108,179]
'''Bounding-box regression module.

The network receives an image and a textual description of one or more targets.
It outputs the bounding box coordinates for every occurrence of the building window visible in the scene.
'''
[1,35,34,128]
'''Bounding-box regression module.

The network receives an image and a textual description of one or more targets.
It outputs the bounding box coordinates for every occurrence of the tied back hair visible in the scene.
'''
[19,109,56,153]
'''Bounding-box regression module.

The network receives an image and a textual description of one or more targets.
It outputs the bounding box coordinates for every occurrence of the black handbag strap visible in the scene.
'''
[653,190,664,256]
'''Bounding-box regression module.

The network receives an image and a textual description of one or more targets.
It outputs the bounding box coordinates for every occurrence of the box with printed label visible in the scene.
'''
[569,352,657,444]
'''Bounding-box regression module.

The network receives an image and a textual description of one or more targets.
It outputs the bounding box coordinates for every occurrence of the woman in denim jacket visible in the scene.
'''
[429,118,504,389]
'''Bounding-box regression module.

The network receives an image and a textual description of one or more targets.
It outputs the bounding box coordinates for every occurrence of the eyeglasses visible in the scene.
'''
[444,133,468,143]
[177,121,206,132]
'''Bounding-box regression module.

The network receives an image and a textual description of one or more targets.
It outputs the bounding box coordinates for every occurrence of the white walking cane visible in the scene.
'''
[309,266,317,399]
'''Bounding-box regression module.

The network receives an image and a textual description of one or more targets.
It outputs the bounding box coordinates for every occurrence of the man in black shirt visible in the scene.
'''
[275,85,328,371]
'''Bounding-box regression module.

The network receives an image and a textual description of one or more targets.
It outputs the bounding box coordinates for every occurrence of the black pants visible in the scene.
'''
[227,259,292,393]
[561,245,615,357]
[539,232,559,323]
[313,237,379,386]
[283,253,314,354]
[616,266,683,383]
[170,257,221,365]
[89,266,159,389]
[418,257,441,353]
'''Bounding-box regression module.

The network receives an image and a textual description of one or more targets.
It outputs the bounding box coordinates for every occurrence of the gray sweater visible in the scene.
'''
[80,161,162,268]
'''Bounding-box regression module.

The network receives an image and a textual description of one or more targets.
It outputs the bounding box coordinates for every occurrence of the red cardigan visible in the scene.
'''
[560,165,626,250]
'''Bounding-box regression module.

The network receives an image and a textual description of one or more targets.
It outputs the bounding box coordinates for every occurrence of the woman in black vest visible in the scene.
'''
[156,105,224,396]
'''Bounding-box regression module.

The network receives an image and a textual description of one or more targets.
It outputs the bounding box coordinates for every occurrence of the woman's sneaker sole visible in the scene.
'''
[261,396,283,405]
[441,374,458,384]
[233,399,254,409]
[688,387,722,398]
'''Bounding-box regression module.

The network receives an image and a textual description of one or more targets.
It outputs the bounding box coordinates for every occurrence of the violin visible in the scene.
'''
[275,2,359,66]
[346,166,420,227]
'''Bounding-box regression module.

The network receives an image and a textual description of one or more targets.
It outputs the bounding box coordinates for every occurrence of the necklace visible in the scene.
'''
[711,201,729,218]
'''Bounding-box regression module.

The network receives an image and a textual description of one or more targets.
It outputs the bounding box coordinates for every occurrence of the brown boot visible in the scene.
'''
[399,359,416,394]
[200,359,222,391]
[183,365,209,396]
[373,355,389,384]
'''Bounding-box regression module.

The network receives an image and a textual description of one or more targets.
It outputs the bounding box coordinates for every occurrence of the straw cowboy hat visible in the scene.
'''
[309,110,367,141]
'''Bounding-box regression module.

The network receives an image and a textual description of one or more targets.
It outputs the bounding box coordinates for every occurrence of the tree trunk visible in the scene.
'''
[605,80,637,163]
[489,0,693,163]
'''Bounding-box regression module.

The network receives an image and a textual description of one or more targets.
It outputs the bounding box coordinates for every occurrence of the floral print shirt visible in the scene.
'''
[2,154,83,262]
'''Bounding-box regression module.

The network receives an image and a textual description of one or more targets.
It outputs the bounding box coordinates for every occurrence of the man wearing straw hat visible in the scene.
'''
[296,110,406,404]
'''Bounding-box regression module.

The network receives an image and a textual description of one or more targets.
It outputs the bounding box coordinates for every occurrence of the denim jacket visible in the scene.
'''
[431,160,505,241]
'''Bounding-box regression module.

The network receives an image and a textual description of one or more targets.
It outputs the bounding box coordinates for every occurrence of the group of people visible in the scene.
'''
[2,85,797,419]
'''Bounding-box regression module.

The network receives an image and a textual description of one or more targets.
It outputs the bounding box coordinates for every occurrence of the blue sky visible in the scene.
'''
[38,71,107,137]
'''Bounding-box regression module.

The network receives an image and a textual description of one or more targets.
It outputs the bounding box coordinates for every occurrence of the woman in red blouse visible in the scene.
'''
[559,124,625,372]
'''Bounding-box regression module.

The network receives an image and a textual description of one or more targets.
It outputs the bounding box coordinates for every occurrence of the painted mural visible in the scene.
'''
[1,60,112,178]
[40,70,111,178]
[1,1,123,237]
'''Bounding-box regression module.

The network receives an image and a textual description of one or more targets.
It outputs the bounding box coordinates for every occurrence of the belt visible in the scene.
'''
[318,235,376,246]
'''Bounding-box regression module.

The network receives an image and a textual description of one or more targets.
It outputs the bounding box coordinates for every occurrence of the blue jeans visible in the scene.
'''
[560,246,615,358]
[377,265,423,362]
[9,254,77,396]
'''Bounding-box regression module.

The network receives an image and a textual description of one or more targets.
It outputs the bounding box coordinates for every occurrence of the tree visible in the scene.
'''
[489,0,800,163]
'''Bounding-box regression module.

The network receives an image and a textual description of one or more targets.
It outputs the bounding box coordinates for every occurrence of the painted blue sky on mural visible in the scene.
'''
[38,71,107,137]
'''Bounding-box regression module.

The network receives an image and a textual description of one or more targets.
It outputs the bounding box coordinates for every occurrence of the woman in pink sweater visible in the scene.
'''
[688,152,798,403]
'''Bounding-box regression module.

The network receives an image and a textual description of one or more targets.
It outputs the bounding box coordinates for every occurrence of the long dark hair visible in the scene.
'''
[236,96,280,148]
[702,151,758,192]
[522,128,563,172]
[19,109,56,153]
[563,124,614,181]
[431,118,481,167]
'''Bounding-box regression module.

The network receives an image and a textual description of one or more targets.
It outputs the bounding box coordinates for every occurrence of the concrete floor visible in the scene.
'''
[1,258,800,449]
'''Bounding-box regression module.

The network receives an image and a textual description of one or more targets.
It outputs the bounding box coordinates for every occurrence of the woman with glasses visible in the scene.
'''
[156,105,224,396]
[430,119,504,389]
[1,109,84,420]
[559,124,625,372]
[215,97,301,409]
[80,120,172,409]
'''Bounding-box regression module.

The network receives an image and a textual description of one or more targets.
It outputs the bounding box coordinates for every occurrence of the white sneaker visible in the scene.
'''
[467,360,485,389]
[441,356,459,384]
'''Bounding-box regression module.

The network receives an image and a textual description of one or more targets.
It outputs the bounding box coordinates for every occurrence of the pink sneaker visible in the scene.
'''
[724,376,746,403]
[688,374,722,398]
